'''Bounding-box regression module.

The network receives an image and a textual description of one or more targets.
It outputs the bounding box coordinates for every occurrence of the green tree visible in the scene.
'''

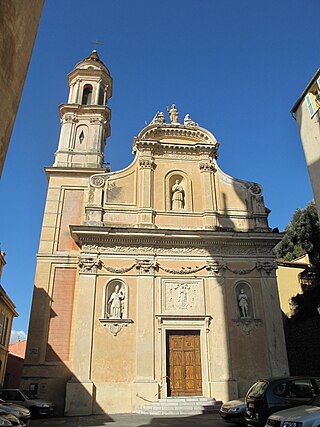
[274,201,320,266]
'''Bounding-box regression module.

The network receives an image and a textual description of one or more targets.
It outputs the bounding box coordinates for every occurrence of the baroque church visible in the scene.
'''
[22,51,289,416]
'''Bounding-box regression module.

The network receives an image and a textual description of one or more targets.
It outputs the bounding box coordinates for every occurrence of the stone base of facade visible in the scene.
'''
[209,380,238,403]
[64,380,94,416]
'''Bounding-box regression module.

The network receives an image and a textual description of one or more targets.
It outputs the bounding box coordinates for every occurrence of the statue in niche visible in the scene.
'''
[167,104,179,124]
[238,288,249,318]
[171,179,185,210]
[108,284,125,319]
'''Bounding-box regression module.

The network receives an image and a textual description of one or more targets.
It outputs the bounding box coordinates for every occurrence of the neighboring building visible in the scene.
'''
[276,254,310,318]
[0,252,18,386]
[291,70,320,220]
[4,339,27,388]
[0,0,44,176]
[22,52,289,416]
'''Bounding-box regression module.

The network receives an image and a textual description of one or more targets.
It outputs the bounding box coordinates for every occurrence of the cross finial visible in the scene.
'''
[91,40,103,51]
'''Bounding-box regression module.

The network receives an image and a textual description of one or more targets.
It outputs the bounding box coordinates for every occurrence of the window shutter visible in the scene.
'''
[305,93,315,117]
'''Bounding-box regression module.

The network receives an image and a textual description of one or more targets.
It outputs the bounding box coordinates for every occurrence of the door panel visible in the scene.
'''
[167,331,202,396]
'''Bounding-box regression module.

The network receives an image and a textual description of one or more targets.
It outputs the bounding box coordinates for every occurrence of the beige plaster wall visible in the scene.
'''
[0,0,43,176]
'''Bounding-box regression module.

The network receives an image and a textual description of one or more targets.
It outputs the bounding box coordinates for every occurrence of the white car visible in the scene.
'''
[266,395,320,427]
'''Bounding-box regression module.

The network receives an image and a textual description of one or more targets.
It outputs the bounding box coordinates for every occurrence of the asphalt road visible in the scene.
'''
[30,412,230,427]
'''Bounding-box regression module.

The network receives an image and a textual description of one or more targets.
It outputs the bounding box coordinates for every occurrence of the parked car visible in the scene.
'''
[245,376,320,427]
[0,399,30,426]
[0,390,54,418]
[219,398,246,424]
[0,412,22,426]
[266,394,320,427]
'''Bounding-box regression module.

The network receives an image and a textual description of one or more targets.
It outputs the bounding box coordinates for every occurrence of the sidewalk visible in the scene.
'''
[30,412,225,427]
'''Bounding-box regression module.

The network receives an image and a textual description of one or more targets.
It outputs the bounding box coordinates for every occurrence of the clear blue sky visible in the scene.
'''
[1,0,319,337]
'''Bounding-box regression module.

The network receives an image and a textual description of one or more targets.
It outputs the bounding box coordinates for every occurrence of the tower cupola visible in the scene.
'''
[53,51,112,168]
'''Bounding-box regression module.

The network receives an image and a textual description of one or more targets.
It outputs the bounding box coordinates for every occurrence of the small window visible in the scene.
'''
[82,85,93,105]
[305,93,315,117]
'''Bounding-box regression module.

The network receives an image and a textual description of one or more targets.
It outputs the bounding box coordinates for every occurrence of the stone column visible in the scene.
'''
[206,262,238,402]
[200,161,218,229]
[64,255,101,416]
[138,157,155,227]
[132,259,158,407]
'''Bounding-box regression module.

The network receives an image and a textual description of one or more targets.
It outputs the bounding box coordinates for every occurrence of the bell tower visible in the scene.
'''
[54,50,112,168]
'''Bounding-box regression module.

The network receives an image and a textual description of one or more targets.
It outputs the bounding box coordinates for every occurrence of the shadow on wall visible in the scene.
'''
[22,287,111,418]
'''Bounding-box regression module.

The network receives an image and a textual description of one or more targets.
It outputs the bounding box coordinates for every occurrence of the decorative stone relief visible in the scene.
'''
[161,279,204,314]
[135,259,158,275]
[99,318,133,336]
[78,256,101,274]
[206,261,226,276]
[90,175,106,188]
[199,161,216,173]
[158,265,206,274]
[62,114,78,124]
[249,183,262,195]
[256,261,276,275]
[232,318,262,335]
[139,158,155,169]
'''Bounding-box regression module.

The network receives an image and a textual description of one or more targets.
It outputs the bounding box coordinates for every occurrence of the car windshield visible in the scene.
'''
[246,381,268,398]
[307,394,320,407]
[21,390,37,400]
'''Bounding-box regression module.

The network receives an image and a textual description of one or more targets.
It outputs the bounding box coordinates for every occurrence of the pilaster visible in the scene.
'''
[64,255,100,416]
[132,259,158,405]
[206,261,238,401]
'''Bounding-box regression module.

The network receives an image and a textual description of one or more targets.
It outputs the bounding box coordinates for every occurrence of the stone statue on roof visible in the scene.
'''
[167,104,179,124]
[184,114,198,128]
[150,111,166,125]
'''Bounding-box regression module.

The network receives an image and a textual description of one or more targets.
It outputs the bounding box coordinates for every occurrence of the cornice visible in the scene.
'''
[70,225,283,255]
[45,166,106,178]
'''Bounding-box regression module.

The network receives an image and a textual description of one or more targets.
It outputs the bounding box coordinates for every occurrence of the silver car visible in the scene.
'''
[0,390,54,418]
[0,400,30,426]
[266,394,320,427]
[219,398,246,424]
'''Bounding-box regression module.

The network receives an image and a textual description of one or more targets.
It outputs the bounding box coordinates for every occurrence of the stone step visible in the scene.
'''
[136,396,223,416]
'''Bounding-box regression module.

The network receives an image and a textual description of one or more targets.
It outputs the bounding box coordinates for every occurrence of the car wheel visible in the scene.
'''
[30,407,40,418]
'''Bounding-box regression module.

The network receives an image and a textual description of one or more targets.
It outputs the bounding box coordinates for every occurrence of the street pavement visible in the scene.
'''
[30,412,228,426]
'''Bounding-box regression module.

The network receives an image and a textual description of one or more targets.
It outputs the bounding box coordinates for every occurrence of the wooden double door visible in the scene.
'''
[167,331,202,396]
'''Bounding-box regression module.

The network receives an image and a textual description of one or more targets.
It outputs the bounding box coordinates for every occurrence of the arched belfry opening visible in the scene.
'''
[82,84,93,105]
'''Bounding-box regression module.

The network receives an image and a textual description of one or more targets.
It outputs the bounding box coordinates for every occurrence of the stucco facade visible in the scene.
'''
[291,69,320,220]
[0,0,43,176]
[23,52,289,416]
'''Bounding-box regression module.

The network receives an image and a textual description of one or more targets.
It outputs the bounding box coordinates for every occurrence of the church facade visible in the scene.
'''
[22,52,289,416]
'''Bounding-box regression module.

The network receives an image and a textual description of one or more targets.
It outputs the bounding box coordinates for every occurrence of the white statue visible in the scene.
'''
[184,113,198,127]
[238,289,249,318]
[151,111,166,125]
[108,284,125,319]
[167,104,179,124]
[172,179,184,210]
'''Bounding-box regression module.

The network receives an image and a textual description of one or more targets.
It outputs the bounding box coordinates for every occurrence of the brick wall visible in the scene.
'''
[46,268,76,362]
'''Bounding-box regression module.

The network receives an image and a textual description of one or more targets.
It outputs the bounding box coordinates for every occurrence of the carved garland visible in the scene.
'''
[91,259,276,276]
